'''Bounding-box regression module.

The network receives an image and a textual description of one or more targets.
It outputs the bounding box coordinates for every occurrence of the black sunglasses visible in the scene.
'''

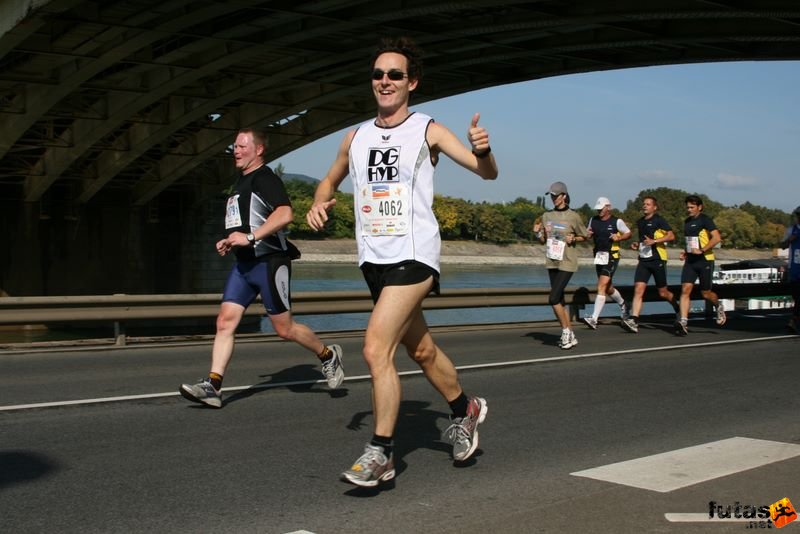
[372,69,407,81]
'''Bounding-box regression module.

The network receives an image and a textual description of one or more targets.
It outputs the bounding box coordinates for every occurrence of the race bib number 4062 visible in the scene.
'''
[359,183,409,235]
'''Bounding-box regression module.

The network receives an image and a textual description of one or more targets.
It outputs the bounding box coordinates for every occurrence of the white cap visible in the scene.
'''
[594,197,611,210]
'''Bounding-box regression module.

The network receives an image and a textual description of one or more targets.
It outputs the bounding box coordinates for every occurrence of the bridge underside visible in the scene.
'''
[1,0,800,210]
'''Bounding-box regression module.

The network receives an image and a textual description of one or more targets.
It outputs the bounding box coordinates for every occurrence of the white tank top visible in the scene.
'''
[349,112,441,271]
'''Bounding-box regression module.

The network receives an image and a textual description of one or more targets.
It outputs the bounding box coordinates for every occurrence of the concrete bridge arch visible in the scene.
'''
[1,0,799,295]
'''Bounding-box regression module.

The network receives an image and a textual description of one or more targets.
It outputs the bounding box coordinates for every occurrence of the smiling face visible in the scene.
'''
[372,52,418,118]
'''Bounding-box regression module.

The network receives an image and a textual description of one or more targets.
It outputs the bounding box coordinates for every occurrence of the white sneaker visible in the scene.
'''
[558,329,571,348]
[582,316,598,330]
[321,344,344,389]
[560,330,577,350]
[621,317,639,333]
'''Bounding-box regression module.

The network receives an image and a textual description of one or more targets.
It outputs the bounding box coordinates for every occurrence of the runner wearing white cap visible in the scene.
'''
[582,197,632,329]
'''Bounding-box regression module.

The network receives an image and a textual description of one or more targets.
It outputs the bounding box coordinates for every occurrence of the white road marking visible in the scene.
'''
[571,437,800,492]
[0,334,795,412]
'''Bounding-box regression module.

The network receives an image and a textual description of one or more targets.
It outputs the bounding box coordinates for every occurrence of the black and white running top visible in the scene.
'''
[224,164,292,262]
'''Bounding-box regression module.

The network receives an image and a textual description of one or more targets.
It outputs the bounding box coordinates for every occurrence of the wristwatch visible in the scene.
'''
[246,233,256,244]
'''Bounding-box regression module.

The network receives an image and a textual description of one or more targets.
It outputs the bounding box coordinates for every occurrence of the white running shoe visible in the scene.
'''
[621,317,639,333]
[341,444,395,487]
[321,344,344,389]
[179,379,222,408]
[560,330,577,349]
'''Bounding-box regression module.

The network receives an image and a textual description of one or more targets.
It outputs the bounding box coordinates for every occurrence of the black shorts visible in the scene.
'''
[360,260,440,303]
[634,260,668,288]
[221,254,292,315]
[681,259,714,291]
[595,256,620,279]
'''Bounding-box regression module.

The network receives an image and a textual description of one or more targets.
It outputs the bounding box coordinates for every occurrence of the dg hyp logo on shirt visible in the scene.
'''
[367,147,400,182]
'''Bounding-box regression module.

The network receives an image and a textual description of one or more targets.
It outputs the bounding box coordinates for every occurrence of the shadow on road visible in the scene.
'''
[0,451,58,488]
[222,363,347,406]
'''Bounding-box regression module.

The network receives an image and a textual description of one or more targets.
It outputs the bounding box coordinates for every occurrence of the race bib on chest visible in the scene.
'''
[546,238,566,261]
[685,236,699,252]
[225,195,242,229]
[793,249,800,265]
[638,243,653,259]
[359,183,409,236]
[594,251,610,265]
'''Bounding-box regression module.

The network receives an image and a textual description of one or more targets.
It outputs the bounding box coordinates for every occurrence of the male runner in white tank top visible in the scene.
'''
[307,37,498,488]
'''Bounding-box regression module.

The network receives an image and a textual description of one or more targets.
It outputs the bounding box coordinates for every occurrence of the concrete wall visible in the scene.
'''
[1,192,232,297]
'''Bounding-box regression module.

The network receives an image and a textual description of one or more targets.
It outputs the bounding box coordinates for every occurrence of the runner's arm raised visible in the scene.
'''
[427,113,497,180]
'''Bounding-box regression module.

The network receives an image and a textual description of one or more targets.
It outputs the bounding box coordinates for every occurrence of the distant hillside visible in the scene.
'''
[282,173,319,184]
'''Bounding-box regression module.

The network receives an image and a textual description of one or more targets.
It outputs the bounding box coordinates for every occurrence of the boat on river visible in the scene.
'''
[713,258,791,311]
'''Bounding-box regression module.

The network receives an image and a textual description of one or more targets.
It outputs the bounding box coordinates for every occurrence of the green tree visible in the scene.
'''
[433,195,462,239]
[739,201,791,226]
[760,221,787,248]
[327,192,355,238]
[273,162,285,178]
[574,202,593,224]
[284,178,316,200]
[473,203,514,243]
[498,197,541,241]
[715,208,758,248]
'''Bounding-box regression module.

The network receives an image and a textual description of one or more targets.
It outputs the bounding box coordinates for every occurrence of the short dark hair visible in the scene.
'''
[685,194,704,206]
[371,37,423,80]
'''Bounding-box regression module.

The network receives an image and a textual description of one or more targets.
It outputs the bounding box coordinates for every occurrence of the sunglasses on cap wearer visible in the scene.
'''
[372,69,408,81]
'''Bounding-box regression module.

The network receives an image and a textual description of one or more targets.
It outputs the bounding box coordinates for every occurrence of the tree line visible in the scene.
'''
[281,177,792,249]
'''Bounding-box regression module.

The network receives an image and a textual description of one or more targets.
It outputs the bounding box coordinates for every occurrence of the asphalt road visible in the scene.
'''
[2,312,799,533]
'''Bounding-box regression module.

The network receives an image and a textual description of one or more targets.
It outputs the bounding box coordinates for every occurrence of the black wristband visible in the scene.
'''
[473,146,491,159]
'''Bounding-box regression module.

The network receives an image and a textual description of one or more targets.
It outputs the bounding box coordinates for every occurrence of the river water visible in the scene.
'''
[1,263,687,344]
[282,263,684,334]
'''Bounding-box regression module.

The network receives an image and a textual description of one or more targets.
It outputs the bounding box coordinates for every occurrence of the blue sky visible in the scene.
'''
[274,61,800,213]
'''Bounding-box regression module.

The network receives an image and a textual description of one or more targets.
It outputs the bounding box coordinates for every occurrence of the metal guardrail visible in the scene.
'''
[0,283,792,345]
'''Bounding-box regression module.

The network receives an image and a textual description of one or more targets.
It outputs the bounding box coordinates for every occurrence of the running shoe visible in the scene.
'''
[674,319,689,336]
[179,379,222,408]
[621,317,638,333]
[715,307,727,327]
[340,444,395,487]
[560,330,578,350]
[321,344,344,389]
[442,396,488,461]
[558,329,571,348]
[620,302,631,320]
[582,316,598,330]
